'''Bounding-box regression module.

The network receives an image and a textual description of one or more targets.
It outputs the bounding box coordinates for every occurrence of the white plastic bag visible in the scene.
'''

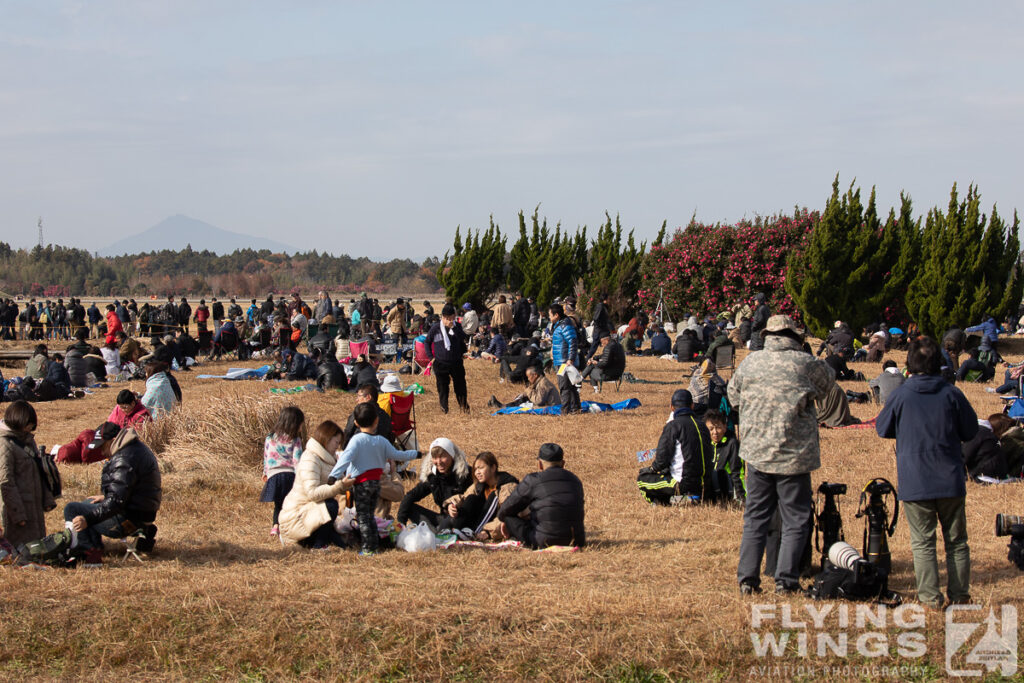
[396,521,437,553]
[334,506,356,534]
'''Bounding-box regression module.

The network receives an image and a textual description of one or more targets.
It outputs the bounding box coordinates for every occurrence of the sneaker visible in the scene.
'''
[270,524,280,538]
[740,583,762,596]
[985,387,997,394]
[82,548,103,568]
[357,550,376,557]
[487,395,502,409]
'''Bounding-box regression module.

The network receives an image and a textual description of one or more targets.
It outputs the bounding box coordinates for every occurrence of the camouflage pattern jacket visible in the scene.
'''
[727,335,834,475]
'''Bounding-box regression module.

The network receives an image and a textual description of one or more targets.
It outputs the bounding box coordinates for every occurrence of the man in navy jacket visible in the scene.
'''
[876,336,977,609]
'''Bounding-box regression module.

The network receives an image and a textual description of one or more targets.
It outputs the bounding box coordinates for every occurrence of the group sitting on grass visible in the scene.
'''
[263,399,586,554]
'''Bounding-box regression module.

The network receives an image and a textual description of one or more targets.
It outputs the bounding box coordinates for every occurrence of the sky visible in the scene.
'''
[1,2,1022,260]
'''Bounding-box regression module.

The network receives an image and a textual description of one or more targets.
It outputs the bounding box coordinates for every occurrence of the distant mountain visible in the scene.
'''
[100,214,297,256]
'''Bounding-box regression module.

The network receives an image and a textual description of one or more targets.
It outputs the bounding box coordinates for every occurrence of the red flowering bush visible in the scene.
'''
[639,210,818,319]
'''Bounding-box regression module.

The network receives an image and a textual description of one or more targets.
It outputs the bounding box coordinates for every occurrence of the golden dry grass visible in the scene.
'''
[1,340,1023,681]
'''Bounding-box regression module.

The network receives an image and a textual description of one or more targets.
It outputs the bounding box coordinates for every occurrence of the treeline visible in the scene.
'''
[0,243,442,297]
[787,178,1022,339]
[437,208,659,322]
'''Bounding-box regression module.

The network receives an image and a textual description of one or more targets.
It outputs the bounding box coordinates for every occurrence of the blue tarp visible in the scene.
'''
[493,398,641,416]
[198,365,273,380]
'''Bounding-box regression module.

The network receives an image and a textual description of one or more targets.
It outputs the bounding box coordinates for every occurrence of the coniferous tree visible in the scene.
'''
[436,219,507,310]
[580,212,646,323]
[905,184,1022,338]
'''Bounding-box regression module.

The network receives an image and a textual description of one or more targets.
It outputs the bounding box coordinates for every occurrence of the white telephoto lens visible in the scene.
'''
[828,541,861,571]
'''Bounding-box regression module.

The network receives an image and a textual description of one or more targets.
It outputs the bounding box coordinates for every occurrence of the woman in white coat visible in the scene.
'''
[278,420,354,548]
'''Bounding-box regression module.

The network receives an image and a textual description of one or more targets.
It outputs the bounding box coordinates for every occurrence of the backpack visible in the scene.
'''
[809,560,901,605]
[16,528,73,566]
[34,447,62,499]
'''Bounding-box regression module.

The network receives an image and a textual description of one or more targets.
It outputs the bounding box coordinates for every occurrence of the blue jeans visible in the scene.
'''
[63,500,131,551]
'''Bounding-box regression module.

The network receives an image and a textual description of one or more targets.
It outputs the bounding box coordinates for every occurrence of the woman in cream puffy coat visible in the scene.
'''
[278,421,353,548]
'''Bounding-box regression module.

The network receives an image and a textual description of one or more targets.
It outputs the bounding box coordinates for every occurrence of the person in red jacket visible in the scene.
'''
[104,305,123,345]
[55,429,104,464]
[106,389,152,428]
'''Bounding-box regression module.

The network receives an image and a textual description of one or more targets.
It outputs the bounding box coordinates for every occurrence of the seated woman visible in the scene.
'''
[442,452,520,541]
[962,416,1008,480]
[140,362,177,420]
[107,389,152,428]
[101,339,121,378]
[396,438,472,529]
[334,330,352,363]
[278,420,353,548]
[688,359,726,409]
[55,426,104,464]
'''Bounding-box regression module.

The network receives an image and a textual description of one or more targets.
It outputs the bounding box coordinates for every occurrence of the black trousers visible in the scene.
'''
[433,359,468,413]
[503,515,538,549]
[558,373,581,414]
[300,498,346,549]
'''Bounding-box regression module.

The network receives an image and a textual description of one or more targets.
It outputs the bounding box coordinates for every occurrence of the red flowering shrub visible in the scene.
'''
[639,210,818,319]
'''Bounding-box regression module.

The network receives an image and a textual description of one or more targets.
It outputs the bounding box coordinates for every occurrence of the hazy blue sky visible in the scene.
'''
[2,2,1021,259]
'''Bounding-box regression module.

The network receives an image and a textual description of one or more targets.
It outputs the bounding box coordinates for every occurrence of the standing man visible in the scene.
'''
[491,295,513,336]
[748,293,770,351]
[513,293,531,338]
[876,336,977,608]
[498,443,586,549]
[211,297,225,336]
[549,303,580,414]
[425,304,470,414]
[387,300,407,344]
[729,315,833,595]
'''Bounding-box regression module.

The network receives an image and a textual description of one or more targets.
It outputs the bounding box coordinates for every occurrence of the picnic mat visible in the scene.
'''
[493,398,642,416]
[833,416,878,430]
[198,365,273,380]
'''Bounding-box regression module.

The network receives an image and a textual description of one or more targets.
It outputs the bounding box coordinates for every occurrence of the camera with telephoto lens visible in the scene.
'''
[828,541,881,587]
[995,514,1024,536]
[995,514,1024,570]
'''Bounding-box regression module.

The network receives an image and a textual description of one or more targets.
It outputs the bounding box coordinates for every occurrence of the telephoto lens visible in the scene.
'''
[995,514,1024,536]
[828,541,861,571]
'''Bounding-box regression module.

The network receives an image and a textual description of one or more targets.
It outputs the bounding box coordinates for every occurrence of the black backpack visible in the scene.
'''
[809,561,901,605]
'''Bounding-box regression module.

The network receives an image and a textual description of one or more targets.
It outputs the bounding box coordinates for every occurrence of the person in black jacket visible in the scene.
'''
[425,304,470,414]
[341,384,394,448]
[674,329,700,362]
[582,333,626,392]
[498,443,586,548]
[637,389,714,505]
[44,354,71,397]
[705,410,744,503]
[961,418,1007,480]
[748,293,770,351]
[314,349,349,391]
[286,352,318,381]
[65,422,162,567]
[397,438,471,528]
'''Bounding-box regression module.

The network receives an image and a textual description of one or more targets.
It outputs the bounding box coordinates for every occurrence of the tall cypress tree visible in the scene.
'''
[580,212,646,323]
[436,218,507,310]
[905,184,1022,338]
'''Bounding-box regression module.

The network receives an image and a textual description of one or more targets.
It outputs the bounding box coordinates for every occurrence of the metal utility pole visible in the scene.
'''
[37,217,43,248]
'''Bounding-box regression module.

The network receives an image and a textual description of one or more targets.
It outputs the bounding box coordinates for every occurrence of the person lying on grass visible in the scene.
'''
[328,402,419,556]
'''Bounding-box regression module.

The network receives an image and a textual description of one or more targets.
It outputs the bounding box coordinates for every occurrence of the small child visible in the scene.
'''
[260,406,306,537]
[705,410,744,504]
[329,402,418,555]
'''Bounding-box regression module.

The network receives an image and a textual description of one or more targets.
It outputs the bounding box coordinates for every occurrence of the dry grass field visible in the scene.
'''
[1,338,1022,681]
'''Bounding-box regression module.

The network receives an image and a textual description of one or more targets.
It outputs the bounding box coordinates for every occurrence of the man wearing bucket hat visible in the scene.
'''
[728,314,833,595]
[497,443,586,548]
[63,422,162,567]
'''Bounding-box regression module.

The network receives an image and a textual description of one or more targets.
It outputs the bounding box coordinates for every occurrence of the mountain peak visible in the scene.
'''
[100,215,298,256]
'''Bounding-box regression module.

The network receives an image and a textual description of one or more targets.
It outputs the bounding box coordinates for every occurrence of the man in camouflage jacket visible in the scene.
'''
[728,314,834,594]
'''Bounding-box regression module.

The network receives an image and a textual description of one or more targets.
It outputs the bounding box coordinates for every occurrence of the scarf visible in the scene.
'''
[440,323,452,351]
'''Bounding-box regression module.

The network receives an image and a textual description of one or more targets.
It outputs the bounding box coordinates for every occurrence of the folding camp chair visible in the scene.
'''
[348,340,371,365]
[413,339,432,376]
[389,392,418,477]
[712,344,734,375]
